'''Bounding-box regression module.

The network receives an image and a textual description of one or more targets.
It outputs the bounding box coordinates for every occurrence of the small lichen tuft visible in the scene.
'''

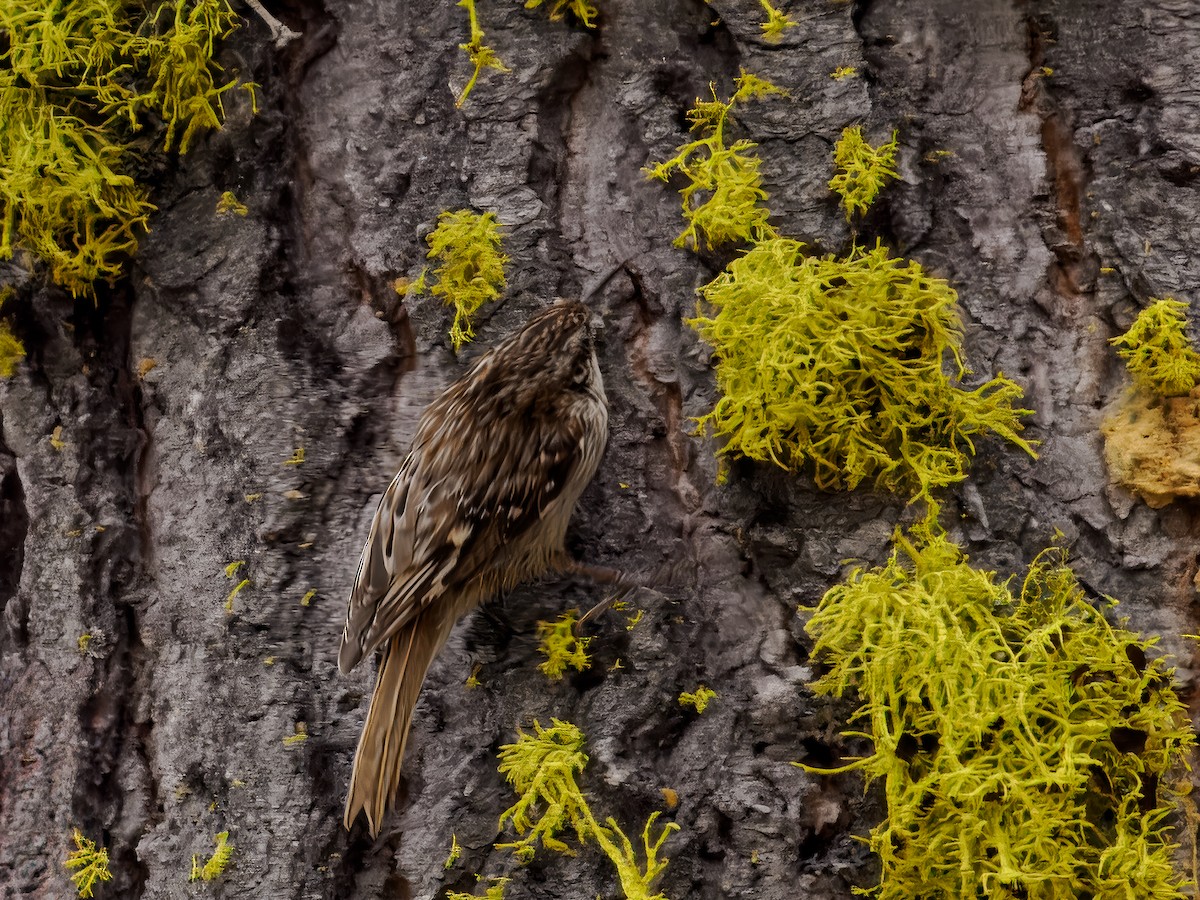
[444,833,462,869]
[0,288,25,378]
[829,125,899,219]
[678,685,716,714]
[216,191,248,216]
[189,831,233,882]
[422,209,508,351]
[536,612,592,681]
[447,877,510,900]
[495,719,680,898]
[645,71,785,250]
[282,722,308,747]
[525,0,599,28]
[1110,297,1200,397]
[455,0,509,107]
[757,0,796,42]
[64,829,112,898]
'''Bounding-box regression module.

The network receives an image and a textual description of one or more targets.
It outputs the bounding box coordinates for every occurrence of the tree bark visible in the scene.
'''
[1,1,1198,898]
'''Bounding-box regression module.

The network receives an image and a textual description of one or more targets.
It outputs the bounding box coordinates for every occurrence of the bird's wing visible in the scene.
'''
[337,387,587,673]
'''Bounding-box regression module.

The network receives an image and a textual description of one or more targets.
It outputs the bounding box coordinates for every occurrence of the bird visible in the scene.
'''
[339,298,610,837]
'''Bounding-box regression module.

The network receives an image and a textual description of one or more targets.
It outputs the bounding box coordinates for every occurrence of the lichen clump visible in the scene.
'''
[689,238,1035,500]
[803,529,1196,898]
[1101,389,1200,508]
[756,0,796,42]
[537,612,592,681]
[448,878,510,900]
[525,0,599,27]
[189,830,233,882]
[0,288,25,378]
[64,829,112,898]
[829,126,900,219]
[424,209,508,351]
[678,685,716,713]
[645,72,785,250]
[1110,298,1200,397]
[496,719,679,899]
[1101,297,1200,507]
[0,0,248,297]
[455,0,509,108]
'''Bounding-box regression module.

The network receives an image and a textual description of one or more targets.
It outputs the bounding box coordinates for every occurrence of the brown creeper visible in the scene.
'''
[339,298,609,837]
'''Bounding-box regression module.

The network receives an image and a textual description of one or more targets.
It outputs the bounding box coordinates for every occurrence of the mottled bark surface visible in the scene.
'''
[1,1,1198,898]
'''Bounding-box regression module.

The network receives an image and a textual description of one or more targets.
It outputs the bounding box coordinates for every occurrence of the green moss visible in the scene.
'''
[801,528,1196,899]
[1110,298,1200,397]
[455,0,509,108]
[525,0,599,28]
[537,612,592,681]
[64,829,112,898]
[0,0,247,298]
[189,830,233,882]
[757,0,796,42]
[689,238,1035,501]
[645,72,784,250]
[829,125,899,219]
[496,719,679,899]
[424,209,508,351]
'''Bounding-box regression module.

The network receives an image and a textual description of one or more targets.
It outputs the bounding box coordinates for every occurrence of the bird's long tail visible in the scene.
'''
[343,612,446,836]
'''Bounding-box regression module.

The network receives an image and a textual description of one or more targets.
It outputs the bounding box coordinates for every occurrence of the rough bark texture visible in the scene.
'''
[2,1,1198,898]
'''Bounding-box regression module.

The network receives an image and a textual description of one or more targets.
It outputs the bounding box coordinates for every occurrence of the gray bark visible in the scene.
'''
[1,0,1198,898]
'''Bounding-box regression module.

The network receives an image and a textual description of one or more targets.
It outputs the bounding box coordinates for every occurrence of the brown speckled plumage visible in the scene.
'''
[339,299,608,836]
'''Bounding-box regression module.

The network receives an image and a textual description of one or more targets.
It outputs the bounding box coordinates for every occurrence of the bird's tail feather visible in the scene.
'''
[343,613,445,836]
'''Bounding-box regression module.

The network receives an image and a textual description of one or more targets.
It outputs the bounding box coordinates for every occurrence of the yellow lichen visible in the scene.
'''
[757,0,796,42]
[0,288,25,378]
[282,722,308,747]
[829,125,900,219]
[645,72,785,250]
[189,831,233,882]
[536,612,592,680]
[1101,388,1200,508]
[1110,298,1200,397]
[447,877,510,900]
[689,238,1035,502]
[525,0,599,27]
[423,209,508,351]
[0,0,248,297]
[215,190,248,216]
[678,685,716,714]
[445,833,463,869]
[455,0,509,108]
[64,829,112,898]
[495,719,680,898]
[802,527,1196,898]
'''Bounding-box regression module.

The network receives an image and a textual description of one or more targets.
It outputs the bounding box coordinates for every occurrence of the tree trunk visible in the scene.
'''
[2,1,1197,898]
